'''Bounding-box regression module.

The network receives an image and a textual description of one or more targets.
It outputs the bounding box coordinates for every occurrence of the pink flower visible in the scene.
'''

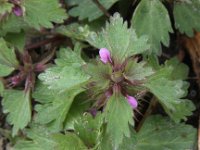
[99,48,112,64]
[13,5,23,16]
[126,95,138,109]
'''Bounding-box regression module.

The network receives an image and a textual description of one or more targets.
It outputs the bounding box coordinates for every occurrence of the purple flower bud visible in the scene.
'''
[99,48,112,64]
[13,5,23,16]
[126,95,138,109]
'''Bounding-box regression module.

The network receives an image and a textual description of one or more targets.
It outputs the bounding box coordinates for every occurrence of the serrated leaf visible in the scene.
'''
[39,47,89,92]
[22,0,68,30]
[35,88,84,132]
[104,92,134,148]
[144,77,195,122]
[52,133,87,150]
[87,13,149,63]
[74,113,103,147]
[0,38,18,76]
[119,115,197,150]
[131,0,173,55]
[2,90,31,136]
[124,60,154,81]
[174,0,200,37]
[14,126,56,150]
[68,0,118,21]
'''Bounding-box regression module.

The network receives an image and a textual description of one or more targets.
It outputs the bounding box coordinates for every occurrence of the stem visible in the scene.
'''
[25,36,64,50]
[136,96,157,132]
[92,0,111,18]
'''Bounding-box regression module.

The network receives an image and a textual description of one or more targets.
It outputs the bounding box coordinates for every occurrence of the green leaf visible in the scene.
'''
[22,0,68,30]
[0,15,26,36]
[0,1,13,15]
[4,32,26,52]
[131,0,173,55]
[119,115,197,150]
[0,38,19,76]
[68,0,118,21]
[87,13,149,63]
[39,47,89,92]
[35,88,84,132]
[104,92,134,148]
[55,23,91,41]
[64,92,90,130]
[14,126,56,150]
[124,60,154,81]
[144,77,195,122]
[174,0,200,37]
[74,113,103,147]
[52,133,87,150]
[2,90,31,136]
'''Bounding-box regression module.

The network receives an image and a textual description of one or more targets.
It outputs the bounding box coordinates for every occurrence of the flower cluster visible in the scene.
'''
[99,48,138,109]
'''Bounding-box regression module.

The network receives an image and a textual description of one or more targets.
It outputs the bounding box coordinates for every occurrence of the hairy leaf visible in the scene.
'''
[68,0,118,21]
[74,113,103,147]
[104,92,134,148]
[0,38,18,76]
[2,90,31,136]
[174,0,200,37]
[0,1,13,15]
[39,47,89,92]
[119,115,197,150]
[22,0,68,30]
[132,0,173,55]
[88,13,149,63]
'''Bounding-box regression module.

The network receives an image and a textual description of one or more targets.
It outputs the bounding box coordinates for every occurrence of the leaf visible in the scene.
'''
[39,47,89,92]
[64,92,90,130]
[22,0,68,30]
[0,38,19,76]
[35,88,84,132]
[87,13,149,63]
[131,0,173,55]
[173,0,200,37]
[55,23,91,41]
[52,133,87,150]
[144,77,195,122]
[0,1,13,15]
[68,0,118,21]
[4,31,26,52]
[119,115,197,150]
[0,15,26,36]
[2,90,31,136]
[14,126,56,150]
[74,113,103,147]
[104,92,134,148]
[124,60,154,81]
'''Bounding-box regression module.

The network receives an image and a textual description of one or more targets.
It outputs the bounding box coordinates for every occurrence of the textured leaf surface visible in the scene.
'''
[52,133,87,150]
[174,0,200,37]
[35,88,84,132]
[2,90,31,136]
[14,126,56,150]
[39,47,89,92]
[144,76,195,122]
[74,113,103,147]
[22,0,68,30]
[131,0,173,54]
[0,1,13,15]
[119,115,197,150]
[68,0,118,21]
[0,38,18,76]
[104,93,134,148]
[124,60,154,81]
[87,13,149,63]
